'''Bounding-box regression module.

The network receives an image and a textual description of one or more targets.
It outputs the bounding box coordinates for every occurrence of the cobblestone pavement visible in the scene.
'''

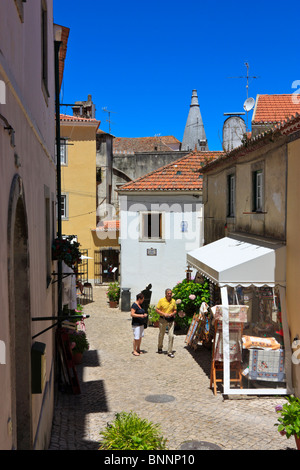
[49,286,297,451]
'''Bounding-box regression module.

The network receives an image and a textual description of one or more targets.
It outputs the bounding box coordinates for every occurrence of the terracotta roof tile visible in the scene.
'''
[252,94,300,124]
[92,220,120,231]
[118,151,224,192]
[113,136,181,154]
[201,112,300,172]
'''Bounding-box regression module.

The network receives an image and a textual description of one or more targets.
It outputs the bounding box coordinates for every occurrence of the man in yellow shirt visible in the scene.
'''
[155,288,177,358]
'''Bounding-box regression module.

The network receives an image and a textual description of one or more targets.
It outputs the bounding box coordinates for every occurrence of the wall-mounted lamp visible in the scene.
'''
[0,113,16,148]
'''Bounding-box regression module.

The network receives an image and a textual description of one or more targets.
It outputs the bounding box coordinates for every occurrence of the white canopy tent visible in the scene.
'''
[187,236,292,395]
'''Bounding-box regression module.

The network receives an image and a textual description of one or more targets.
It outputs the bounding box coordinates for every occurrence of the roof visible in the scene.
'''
[54,24,70,92]
[91,220,120,232]
[60,114,100,126]
[201,112,300,173]
[118,151,224,192]
[113,136,181,154]
[252,94,300,124]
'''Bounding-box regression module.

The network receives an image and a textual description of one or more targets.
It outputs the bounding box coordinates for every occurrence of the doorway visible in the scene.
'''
[8,175,32,449]
[94,248,119,284]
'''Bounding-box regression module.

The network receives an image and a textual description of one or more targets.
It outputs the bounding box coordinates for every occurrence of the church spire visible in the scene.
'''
[182,90,208,151]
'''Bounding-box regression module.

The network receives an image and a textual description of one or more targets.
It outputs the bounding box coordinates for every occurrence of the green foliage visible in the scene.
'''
[148,305,160,323]
[172,278,210,330]
[275,396,300,439]
[107,281,120,302]
[99,412,168,450]
[69,330,89,354]
[62,303,84,323]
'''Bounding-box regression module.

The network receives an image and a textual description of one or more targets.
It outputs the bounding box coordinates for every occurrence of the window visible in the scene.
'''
[14,0,26,22]
[55,138,68,165]
[253,170,263,212]
[227,174,235,217]
[45,188,51,286]
[58,193,68,220]
[140,212,163,240]
[41,0,49,99]
[60,138,67,165]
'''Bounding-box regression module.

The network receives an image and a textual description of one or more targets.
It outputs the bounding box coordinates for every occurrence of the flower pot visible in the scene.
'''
[295,435,300,450]
[153,321,160,328]
[109,300,118,308]
[72,352,83,364]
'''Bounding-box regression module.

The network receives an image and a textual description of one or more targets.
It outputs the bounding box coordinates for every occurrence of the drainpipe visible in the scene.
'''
[54,27,62,317]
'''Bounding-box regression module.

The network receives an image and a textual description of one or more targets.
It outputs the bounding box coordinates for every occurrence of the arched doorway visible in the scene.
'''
[7,175,32,449]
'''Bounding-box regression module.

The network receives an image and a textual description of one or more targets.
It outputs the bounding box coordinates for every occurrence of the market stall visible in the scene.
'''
[187,235,293,395]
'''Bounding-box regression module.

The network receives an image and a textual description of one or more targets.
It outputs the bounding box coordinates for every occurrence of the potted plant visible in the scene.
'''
[148,305,160,327]
[99,411,168,450]
[52,235,82,268]
[107,281,120,307]
[69,330,89,364]
[275,396,300,449]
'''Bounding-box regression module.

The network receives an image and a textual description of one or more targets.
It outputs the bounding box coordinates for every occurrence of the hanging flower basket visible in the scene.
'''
[52,235,82,268]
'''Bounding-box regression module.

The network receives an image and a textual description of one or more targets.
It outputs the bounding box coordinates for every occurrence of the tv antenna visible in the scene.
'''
[102,107,116,134]
[228,62,259,100]
[228,62,259,132]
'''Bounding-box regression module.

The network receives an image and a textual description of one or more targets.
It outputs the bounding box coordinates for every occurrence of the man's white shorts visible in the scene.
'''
[132,325,144,340]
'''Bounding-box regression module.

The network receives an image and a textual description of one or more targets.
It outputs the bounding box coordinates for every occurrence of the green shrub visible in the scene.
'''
[148,305,160,323]
[275,396,300,439]
[107,281,120,302]
[99,412,168,450]
[172,278,210,330]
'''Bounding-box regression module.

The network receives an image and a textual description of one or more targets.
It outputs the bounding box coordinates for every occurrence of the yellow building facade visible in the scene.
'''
[60,114,100,281]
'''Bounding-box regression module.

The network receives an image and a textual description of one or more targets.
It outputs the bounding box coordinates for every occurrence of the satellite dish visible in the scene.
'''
[243,97,255,112]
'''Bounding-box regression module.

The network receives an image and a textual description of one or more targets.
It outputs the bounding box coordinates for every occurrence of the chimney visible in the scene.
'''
[72,95,96,119]
[182,90,208,151]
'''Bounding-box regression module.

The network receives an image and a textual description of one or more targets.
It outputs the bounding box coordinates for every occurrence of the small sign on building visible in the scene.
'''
[147,248,157,256]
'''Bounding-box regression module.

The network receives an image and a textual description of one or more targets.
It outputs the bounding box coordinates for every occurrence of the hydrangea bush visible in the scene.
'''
[172,278,210,330]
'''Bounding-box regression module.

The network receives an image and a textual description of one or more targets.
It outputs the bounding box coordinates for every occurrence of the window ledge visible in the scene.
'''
[139,238,165,243]
[243,211,267,215]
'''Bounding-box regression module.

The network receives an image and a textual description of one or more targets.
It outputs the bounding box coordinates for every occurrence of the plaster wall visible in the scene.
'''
[119,194,203,305]
[286,137,300,397]
[112,151,189,207]
[0,0,56,449]
[204,139,287,244]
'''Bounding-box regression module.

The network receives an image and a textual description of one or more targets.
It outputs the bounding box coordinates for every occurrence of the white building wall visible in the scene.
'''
[119,194,203,305]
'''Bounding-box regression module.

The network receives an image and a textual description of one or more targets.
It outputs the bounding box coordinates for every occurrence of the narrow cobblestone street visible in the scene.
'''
[49,286,297,451]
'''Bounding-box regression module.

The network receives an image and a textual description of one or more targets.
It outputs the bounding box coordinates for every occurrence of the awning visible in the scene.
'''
[187,236,286,287]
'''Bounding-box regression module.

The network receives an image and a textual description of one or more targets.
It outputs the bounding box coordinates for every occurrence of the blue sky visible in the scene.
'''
[53,0,300,151]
